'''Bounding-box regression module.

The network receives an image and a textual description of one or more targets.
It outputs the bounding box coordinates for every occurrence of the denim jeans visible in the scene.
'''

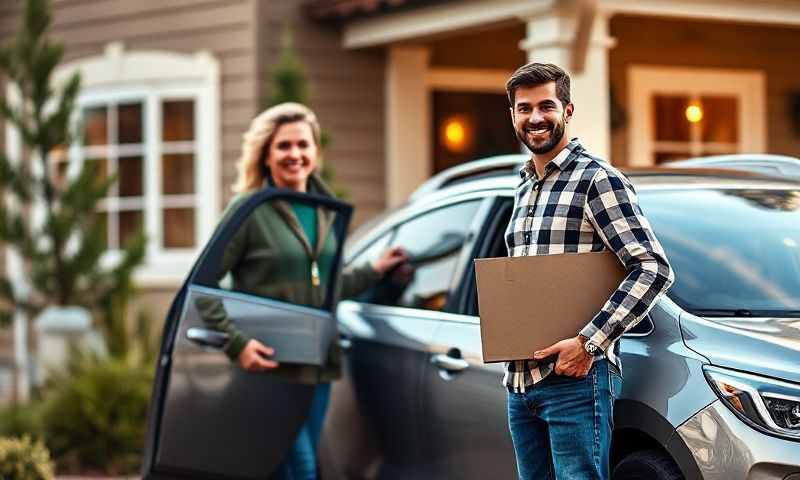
[270,382,332,480]
[506,360,622,480]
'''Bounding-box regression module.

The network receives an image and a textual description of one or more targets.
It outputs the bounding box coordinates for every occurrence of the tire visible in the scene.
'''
[612,449,684,480]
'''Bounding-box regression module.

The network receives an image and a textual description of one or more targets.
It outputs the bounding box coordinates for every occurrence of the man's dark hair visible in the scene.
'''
[506,63,571,107]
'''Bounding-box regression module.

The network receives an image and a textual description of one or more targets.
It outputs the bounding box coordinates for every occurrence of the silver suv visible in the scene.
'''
[142,158,800,480]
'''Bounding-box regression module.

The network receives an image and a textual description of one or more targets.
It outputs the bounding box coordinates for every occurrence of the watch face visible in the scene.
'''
[586,343,597,354]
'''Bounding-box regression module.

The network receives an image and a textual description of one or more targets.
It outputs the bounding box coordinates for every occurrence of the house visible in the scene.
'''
[1,0,799,399]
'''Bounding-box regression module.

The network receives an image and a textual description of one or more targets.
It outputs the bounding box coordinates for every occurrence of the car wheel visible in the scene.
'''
[612,449,683,480]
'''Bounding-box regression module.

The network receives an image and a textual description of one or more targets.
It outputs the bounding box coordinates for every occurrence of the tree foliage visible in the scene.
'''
[0,0,146,355]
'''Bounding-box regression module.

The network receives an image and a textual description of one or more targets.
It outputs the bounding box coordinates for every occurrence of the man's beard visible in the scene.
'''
[516,116,566,155]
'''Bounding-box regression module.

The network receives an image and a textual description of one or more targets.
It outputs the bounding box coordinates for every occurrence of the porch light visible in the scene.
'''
[685,103,703,123]
[442,116,472,153]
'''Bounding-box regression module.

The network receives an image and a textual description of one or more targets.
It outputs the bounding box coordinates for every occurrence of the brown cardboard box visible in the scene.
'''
[474,250,626,363]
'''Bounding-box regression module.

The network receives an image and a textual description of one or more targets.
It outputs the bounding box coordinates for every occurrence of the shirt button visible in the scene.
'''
[533,184,539,191]
[528,207,534,215]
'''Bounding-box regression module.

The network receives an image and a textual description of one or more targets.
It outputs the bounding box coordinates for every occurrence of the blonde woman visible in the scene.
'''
[204,103,408,480]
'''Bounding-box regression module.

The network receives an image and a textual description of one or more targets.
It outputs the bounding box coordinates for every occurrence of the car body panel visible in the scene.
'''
[680,313,800,384]
[677,401,800,479]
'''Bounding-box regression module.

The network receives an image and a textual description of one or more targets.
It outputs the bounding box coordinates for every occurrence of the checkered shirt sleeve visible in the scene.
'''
[579,167,675,350]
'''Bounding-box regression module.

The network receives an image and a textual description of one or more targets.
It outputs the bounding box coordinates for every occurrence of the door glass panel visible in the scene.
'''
[363,200,481,311]
[653,95,691,142]
[700,96,738,143]
[118,210,142,247]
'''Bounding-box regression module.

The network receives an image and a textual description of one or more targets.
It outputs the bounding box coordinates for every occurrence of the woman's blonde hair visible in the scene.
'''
[231,102,322,193]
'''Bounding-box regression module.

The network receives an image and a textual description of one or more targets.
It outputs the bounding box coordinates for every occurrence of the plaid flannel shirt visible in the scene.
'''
[503,139,674,392]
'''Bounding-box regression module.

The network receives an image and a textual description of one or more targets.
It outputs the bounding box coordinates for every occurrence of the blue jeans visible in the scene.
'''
[506,360,622,480]
[271,382,331,480]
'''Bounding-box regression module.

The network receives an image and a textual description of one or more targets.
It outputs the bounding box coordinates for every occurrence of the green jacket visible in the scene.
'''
[196,174,379,384]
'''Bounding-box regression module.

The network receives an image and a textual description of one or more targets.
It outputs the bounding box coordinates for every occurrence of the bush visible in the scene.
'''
[39,357,153,475]
[0,403,44,440]
[0,436,54,480]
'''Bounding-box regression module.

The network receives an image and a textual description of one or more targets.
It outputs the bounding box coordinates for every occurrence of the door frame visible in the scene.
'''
[627,65,767,166]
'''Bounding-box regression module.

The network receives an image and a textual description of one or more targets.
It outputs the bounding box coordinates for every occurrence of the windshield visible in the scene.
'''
[640,187,800,316]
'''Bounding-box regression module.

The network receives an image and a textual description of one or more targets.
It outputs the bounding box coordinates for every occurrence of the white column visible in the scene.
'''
[385,46,430,207]
[519,11,615,161]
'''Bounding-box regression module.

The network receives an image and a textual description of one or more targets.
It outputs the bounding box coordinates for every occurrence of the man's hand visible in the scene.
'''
[533,336,593,378]
[237,339,279,372]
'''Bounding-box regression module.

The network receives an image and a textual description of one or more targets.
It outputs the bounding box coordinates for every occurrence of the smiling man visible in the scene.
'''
[503,63,675,479]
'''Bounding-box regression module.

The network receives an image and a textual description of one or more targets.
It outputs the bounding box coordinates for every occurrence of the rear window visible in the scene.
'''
[640,187,800,316]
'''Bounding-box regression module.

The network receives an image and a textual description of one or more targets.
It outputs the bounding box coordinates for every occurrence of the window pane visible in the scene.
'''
[163,208,195,248]
[162,100,194,141]
[162,154,194,194]
[95,211,109,250]
[118,102,143,144]
[83,106,108,145]
[118,156,143,197]
[84,158,109,185]
[653,96,691,142]
[700,96,738,143]
[119,210,143,247]
[365,201,482,311]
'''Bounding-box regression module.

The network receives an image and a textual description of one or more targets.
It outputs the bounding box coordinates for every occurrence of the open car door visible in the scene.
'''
[142,189,352,479]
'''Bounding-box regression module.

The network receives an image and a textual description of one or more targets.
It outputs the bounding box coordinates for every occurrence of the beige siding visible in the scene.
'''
[609,15,800,166]
[0,0,260,325]
[259,1,386,228]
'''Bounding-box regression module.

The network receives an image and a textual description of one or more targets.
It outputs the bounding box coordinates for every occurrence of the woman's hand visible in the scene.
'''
[372,247,410,276]
[237,339,279,372]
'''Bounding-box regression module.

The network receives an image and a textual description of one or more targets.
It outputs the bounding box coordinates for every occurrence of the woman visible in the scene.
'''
[202,102,408,480]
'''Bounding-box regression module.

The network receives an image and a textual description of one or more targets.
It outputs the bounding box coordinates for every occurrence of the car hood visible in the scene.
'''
[680,312,800,384]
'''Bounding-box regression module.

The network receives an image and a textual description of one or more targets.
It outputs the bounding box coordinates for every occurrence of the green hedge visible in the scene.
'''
[0,436,54,480]
[39,358,153,475]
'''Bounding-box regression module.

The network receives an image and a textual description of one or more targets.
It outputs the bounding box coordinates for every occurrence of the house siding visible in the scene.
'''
[259,0,386,228]
[609,15,800,166]
[0,0,261,329]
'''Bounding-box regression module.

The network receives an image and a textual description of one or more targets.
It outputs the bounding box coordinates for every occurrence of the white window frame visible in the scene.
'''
[5,42,221,286]
[628,65,766,166]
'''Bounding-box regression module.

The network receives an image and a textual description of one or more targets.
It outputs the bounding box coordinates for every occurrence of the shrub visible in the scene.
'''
[0,403,44,440]
[39,357,153,475]
[0,436,54,480]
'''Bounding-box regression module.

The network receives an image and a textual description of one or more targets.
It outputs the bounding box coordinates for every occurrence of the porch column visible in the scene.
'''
[519,9,615,161]
[386,46,430,207]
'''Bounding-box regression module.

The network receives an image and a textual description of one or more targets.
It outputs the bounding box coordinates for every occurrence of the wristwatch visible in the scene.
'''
[581,335,600,355]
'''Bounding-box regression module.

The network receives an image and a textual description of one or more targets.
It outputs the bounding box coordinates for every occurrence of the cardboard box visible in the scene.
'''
[474,250,627,363]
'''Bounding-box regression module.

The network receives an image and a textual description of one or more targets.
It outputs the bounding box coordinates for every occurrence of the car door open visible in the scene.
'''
[142,189,352,480]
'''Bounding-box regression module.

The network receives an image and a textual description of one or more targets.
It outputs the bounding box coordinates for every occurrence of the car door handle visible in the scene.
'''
[431,354,469,372]
[338,335,353,351]
[186,327,229,349]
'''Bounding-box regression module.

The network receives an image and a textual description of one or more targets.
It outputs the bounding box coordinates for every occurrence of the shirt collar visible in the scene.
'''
[519,138,582,180]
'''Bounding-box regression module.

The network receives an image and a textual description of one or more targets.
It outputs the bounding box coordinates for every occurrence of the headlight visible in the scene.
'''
[704,365,800,441]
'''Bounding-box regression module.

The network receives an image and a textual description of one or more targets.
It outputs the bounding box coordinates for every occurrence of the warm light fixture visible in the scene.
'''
[686,103,703,123]
[442,116,472,153]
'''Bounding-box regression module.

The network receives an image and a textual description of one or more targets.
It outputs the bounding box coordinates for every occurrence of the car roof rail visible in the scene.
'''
[409,154,528,201]
[661,154,800,179]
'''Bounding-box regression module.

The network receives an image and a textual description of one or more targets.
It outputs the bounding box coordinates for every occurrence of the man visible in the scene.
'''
[503,62,674,479]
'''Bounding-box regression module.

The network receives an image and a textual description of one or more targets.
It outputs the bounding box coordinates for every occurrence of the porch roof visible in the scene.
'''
[304,0,454,21]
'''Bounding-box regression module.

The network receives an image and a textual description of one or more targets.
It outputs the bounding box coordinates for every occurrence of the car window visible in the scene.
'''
[641,187,800,315]
[356,200,482,312]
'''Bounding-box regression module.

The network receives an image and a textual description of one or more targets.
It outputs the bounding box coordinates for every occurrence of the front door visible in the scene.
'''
[142,189,352,479]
